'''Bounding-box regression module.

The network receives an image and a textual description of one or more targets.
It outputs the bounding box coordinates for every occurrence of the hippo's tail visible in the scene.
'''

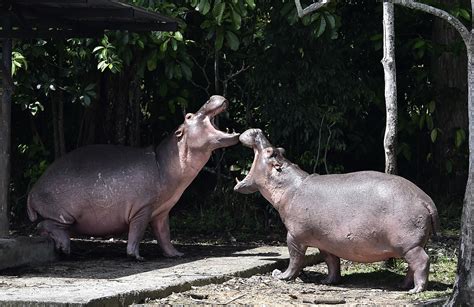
[424,200,440,237]
[27,194,38,222]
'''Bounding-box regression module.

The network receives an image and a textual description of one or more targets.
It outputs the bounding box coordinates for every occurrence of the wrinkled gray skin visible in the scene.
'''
[28,95,239,260]
[234,129,439,293]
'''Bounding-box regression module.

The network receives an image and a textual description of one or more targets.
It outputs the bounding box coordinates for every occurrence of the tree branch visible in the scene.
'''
[388,0,471,45]
[294,0,331,18]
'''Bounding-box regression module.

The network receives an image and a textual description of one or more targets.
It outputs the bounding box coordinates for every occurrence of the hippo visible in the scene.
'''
[27,95,239,260]
[234,129,439,293]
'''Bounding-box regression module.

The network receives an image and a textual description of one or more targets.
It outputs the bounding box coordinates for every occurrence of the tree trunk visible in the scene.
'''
[382,2,398,175]
[0,35,12,237]
[447,46,474,306]
[58,91,66,155]
[52,91,66,159]
[51,95,60,158]
[431,3,468,197]
[128,73,142,147]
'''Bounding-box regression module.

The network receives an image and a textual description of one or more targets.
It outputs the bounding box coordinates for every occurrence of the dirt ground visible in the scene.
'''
[137,237,456,306]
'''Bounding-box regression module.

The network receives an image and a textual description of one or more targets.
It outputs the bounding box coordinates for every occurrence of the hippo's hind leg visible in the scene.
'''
[272,232,307,280]
[319,249,341,284]
[403,246,430,293]
[151,211,184,258]
[37,219,71,255]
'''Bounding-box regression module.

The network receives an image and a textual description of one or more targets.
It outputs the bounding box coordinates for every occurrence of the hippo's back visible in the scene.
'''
[28,145,159,232]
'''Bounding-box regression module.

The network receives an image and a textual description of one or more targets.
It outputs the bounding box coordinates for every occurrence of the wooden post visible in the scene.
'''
[0,16,12,237]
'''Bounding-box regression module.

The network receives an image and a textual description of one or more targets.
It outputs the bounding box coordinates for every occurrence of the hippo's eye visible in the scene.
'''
[185,113,193,120]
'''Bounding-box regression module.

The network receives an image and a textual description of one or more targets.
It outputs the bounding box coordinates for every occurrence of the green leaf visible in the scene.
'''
[426,116,434,131]
[413,39,425,49]
[430,129,438,143]
[232,10,242,30]
[225,31,240,51]
[85,83,95,91]
[147,51,158,71]
[370,34,383,41]
[419,113,425,130]
[215,28,224,51]
[459,9,470,21]
[302,15,311,26]
[174,31,183,41]
[92,46,104,53]
[325,13,336,29]
[160,39,169,53]
[198,0,211,15]
[213,1,226,25]
[446,160,453,174]
[245,0,255,9]
[428,100,436,113]
[455,128,466,148]
[230,164,241,171]
[316,17,326,38]
[83,95,91,106]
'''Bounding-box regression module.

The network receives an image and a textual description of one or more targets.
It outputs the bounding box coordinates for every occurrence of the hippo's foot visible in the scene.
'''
[399,269,414,290]
[320,275,341,285]
[272,269,297,280]
[127,253,145,262]
[162,247,184,258]
[37,220,71,255]
[408,284,426,294]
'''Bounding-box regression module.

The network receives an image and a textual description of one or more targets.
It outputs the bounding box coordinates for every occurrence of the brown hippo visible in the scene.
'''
[234,128,439,293]
[27,95,239,260]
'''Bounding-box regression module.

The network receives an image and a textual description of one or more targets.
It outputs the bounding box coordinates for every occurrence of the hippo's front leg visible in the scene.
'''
[151,212,184,257]
[127,206,152,261]
[272,233,307,280]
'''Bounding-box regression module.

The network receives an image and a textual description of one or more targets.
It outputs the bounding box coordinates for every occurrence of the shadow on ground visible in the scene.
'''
[299,268,451,292]
[0,239,271,279]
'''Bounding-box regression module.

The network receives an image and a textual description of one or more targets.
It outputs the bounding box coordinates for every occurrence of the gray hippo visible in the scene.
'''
[234,129,439,293]
[27,95,239,260]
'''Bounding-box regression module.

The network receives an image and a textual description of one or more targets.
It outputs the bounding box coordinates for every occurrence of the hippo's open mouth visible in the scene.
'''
[197,95,239,147]
[209,97,238,137]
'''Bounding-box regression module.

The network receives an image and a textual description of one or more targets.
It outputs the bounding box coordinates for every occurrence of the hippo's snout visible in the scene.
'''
[239,129,262,148]
[239,128,272,151]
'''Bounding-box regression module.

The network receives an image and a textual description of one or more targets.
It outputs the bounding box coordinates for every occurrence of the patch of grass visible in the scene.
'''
[403,289,452,302]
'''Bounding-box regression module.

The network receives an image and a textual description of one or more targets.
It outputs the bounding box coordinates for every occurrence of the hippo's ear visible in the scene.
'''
[175,127,184,139]
[276,147,286,156]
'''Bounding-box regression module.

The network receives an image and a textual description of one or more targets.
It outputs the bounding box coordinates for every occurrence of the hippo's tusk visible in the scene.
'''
[235,177,241,184]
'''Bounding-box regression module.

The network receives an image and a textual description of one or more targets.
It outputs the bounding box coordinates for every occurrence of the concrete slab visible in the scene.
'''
[0,236,57,271]
[0,241,321,307]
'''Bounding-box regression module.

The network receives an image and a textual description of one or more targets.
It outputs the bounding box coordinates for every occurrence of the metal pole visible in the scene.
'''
[0,16,12,237]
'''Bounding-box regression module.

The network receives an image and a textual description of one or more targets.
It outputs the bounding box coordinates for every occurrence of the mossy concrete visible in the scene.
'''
[0,245,321,307]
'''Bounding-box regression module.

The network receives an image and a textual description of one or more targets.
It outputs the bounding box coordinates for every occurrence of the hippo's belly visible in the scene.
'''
[70,205,131,236]
[305,232,400,263]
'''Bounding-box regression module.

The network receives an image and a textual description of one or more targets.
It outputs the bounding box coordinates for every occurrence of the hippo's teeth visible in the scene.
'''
[226,127,230,133]
[235,177,241,184]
